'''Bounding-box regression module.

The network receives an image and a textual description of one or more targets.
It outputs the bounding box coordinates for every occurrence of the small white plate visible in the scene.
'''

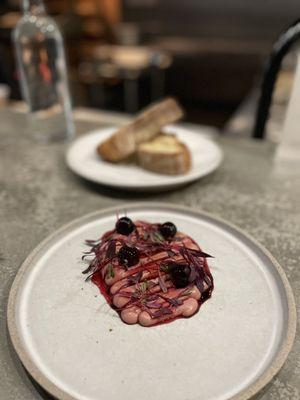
[7,203,296,400]
[66,126,223,191]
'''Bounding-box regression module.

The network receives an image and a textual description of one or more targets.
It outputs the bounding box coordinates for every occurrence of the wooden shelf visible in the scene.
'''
[45,0,121,22]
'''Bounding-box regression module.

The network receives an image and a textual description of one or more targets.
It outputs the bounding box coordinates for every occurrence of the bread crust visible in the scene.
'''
[137,135,191,175]
[97,129,135,163]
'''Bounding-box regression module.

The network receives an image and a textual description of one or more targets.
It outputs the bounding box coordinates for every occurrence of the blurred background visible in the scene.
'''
[1,0,299,128]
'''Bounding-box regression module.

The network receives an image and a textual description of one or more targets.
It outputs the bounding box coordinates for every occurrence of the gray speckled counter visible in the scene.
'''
[0,109,299,400]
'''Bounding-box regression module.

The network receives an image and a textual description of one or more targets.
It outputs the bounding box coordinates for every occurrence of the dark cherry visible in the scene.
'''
[168,263,191,288]
[159,222,177,239]
[116,217,135,235]
[118,245,140,267]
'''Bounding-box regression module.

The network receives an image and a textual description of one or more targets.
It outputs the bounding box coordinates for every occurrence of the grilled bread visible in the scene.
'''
[97,98,184,162]
[137,133,191,175]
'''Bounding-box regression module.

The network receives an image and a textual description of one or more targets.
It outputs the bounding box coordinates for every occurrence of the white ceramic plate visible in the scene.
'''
[66,126,223,191]
[7,203,296,400]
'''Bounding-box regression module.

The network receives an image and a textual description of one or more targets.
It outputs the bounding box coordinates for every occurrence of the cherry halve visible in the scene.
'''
[118,245,140,267]
[116,217,135,235]
[167,262,191,288]
[159,222,177,239]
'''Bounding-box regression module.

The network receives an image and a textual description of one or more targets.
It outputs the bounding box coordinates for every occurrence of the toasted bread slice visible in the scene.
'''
[137,133,191,175]
[97,98,184,162]
[97,129,135,163]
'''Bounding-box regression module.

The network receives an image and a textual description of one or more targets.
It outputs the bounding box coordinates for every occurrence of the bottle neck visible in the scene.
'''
[22,0,46,15]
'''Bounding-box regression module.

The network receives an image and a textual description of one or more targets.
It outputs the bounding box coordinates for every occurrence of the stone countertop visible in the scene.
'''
[0,109,299,400]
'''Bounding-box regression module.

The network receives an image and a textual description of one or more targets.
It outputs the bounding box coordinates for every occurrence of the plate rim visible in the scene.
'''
[65,127,223,191]
[7,202,297,400]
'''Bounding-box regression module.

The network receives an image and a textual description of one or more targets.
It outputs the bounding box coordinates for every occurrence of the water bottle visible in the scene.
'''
[13,0,75,141]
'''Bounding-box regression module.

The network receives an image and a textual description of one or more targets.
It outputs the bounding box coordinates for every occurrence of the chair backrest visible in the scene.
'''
[253,19,300,139]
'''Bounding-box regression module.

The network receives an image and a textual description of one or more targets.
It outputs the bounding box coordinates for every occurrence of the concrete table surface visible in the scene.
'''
[0,109,299,400]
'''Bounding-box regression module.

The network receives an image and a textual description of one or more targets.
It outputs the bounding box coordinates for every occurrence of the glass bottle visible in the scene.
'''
[13,0,75,141]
